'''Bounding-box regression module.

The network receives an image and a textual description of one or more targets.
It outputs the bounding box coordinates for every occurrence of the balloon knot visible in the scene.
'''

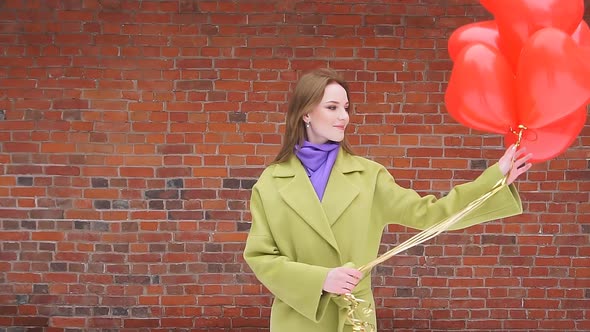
[509,125,527,147]
[510,124,527,135]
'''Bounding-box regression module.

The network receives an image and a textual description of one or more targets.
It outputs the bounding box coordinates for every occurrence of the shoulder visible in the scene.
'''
[252,156,298,189]
[352,154,385,169]
[338,150,387,174]
[254,163,278,187]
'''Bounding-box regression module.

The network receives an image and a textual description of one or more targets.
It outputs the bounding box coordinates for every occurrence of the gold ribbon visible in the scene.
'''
[340,126,527,331]
[342,293,374,332]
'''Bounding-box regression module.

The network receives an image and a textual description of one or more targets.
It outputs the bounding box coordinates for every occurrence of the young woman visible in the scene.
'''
[243,68,533,332]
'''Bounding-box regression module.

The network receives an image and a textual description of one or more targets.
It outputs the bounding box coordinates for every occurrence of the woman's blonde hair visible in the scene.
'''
[273,68,354,163]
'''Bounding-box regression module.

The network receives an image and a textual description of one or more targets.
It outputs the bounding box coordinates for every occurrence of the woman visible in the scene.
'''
[243,68,533,332]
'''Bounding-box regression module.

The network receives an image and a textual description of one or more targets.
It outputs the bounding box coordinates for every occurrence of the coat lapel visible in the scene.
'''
[272,148,364,252]
[322,149,362,226]
[274,156,340,253]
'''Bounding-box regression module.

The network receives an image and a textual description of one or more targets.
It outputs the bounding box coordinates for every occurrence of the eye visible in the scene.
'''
[327,105,337,110]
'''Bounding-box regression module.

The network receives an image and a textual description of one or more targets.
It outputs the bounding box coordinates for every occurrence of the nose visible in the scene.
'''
[338,107,349,120]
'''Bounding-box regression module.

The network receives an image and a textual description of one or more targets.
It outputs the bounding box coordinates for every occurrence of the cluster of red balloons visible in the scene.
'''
[445,0,590,162]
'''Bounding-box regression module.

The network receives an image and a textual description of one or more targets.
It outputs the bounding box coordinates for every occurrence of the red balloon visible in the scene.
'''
[504,107,587,163]
[448,20,500,61]
[493,0,584,70]
[572,20,590,47]
[445,43,517,134]
[516,28,590,128]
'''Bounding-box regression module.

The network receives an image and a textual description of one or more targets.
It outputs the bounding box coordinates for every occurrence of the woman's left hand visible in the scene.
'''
[498,144,533,185]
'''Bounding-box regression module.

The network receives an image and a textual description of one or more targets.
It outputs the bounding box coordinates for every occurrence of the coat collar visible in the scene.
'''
[272,147,363,253]
[272,147,364,177]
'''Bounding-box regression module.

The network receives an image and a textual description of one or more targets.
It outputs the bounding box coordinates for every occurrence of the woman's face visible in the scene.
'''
[303,82,350,144]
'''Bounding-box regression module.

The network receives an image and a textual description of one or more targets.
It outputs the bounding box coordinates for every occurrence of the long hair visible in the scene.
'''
[273,68,355,164]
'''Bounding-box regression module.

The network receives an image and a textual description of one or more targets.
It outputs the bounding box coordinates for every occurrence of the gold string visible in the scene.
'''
[342,294,374,332]
[341,126,528,331]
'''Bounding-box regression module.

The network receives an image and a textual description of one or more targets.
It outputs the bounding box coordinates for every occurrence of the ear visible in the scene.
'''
[302,114,310,122]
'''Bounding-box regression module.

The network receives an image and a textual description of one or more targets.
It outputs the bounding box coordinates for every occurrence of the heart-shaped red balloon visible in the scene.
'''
[492,0,584,71]
[445,43,517,134]
[504,106,587,163]
[516,28,590,128]
[448,20,500,61]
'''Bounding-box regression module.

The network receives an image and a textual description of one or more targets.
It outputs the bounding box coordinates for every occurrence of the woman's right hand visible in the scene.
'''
[322,267,363,295]
[498,144,533,184]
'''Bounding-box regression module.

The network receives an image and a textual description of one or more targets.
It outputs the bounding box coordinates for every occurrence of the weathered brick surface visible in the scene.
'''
[0,0,589,330]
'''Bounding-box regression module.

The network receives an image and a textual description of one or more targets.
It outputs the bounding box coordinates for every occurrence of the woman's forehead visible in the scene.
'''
[321,83,348,102]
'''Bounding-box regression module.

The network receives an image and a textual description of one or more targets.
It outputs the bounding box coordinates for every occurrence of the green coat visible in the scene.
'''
[243,148,522,332]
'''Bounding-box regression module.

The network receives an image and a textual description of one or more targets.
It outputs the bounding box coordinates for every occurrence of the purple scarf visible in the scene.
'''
[295,141,340,201]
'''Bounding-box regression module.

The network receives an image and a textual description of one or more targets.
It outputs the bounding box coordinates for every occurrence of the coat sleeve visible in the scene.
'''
[375,163,523,230]
[243,185,333,322]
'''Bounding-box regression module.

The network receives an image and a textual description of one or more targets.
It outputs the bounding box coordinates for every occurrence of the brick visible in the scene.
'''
[156,167,190,178]
[53,99,88,110]
[0,306,18,315]
[240,179,256,189]
[176,59,212,68]
[148,200,164,209]
[93,200,111,209]
[161,318,193,327]
[157,144,193,154]
[31,231,64,241]
[111,200,129,209]
[123,318,160,328]
[11,316,48,327]
[88,317,122,328]
[111,307,128,316]
[3,143,39,153]
[481,235,516,245]
[49,316,85,327]
[176,80,213,90]
[144,190,179,200]
[45,166,80,176]
[222,178,240,189]
[16,177,33,186]
[166,178,183,188]
[181,190,216,200]
[119,167,154,177]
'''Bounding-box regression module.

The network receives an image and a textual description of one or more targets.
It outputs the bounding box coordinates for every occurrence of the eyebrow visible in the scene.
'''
[325,100,349,105]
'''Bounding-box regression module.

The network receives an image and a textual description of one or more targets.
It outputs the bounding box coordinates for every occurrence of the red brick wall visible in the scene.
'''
[0,0,589,331]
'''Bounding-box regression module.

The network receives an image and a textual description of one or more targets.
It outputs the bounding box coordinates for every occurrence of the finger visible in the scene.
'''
[510,163,531,182]
[346,279,359,287]
[512,151,531,165]
[342,268,363,279]
[513,147,529,159]
[517,163,532,175]
[513,153,533,168]
[503,145,516,160]
[348,272,361,281]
